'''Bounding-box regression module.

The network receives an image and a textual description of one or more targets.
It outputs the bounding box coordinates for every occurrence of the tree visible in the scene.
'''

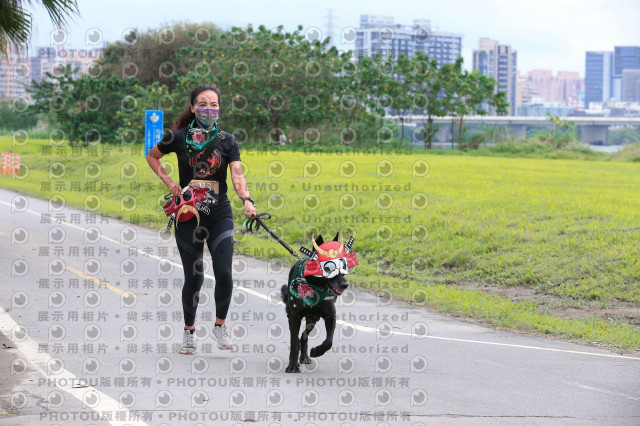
[609,126,640,145]
[387,53,415,143]
[116,81,173,146]
[98,21,222,91]
[544,112,576,148]
[403,53,508,149]
[0,0,79,57]
[450,68,508,147]
[490,90,509,116]
[334,52,388,132]
[410,51,456,149]
[26,64,138,146]
[177,24,342,142]
[0,98,33,130]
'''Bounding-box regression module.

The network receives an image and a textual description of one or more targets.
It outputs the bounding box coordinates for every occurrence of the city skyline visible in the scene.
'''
[21,0,640,76]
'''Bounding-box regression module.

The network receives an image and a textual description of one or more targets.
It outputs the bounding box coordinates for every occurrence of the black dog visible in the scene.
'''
[280,234,357,373]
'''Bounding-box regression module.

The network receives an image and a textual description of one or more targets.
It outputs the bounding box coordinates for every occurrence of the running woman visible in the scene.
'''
[146,85,257,354]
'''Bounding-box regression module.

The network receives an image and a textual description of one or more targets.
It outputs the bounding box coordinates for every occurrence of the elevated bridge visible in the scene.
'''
[388,115,640,144]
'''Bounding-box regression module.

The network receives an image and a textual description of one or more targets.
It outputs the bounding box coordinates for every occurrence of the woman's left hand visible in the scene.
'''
[244,201,257,218]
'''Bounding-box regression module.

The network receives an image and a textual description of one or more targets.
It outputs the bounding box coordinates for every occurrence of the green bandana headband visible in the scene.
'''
[184,119,220,157]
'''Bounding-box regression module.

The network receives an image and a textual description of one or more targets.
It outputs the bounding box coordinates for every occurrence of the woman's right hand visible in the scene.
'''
[167,181,182,196]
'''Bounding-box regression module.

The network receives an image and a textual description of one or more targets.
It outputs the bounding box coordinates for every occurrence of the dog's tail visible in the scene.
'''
[280,284,288,305]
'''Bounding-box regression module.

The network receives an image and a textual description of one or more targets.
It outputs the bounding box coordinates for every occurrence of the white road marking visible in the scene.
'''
[1,199,639,363]
[0,305,149,426]
[562,381,640,402]
[423,335,640,361]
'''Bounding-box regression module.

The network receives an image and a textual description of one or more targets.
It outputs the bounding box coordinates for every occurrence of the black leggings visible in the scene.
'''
[174,206,234,326]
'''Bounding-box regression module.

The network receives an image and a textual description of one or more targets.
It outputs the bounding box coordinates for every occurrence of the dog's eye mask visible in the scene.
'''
[303,251,357,277]
[321,258,348,279]
[301,234,358,278]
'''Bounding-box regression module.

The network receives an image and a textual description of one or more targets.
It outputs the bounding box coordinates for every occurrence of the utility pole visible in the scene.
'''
[322,8,338,49]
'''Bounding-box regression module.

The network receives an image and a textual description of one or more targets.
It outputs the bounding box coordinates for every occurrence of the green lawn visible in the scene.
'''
[1,136,639,351]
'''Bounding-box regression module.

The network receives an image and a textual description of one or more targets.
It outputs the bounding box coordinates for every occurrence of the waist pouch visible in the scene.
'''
[162,185,216,230]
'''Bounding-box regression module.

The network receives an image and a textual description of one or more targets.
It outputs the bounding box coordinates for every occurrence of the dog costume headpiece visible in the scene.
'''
[300,233,358,278]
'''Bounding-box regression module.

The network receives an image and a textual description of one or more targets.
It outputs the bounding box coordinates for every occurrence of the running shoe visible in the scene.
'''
[212,324,233,349]
[180,329,196,354]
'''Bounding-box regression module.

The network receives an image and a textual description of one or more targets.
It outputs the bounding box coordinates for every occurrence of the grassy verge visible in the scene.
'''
[1,136,639,352]
[0,410,16,419]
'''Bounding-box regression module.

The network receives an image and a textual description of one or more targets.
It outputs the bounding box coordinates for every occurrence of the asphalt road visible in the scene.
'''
[0,187,639,426]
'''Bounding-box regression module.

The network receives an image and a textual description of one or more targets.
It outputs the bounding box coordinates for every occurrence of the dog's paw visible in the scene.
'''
[300,355,312,364]
[285,364,300,373]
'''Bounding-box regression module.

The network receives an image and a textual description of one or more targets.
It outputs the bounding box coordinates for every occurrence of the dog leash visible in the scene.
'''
[243,212,302,260]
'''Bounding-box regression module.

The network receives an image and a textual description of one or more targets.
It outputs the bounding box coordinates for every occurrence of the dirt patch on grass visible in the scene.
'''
[450,281,640,327]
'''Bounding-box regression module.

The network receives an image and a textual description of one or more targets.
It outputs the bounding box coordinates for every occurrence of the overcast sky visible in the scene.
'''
[27,0,640,76]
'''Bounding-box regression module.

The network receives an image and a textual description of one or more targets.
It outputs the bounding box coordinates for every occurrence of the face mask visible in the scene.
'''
[195,108,219,127]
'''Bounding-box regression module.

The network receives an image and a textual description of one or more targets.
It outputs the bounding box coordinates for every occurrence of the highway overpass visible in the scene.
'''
[388,115,640,144]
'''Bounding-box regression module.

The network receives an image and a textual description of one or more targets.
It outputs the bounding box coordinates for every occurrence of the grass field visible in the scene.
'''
[1,136,639,351]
